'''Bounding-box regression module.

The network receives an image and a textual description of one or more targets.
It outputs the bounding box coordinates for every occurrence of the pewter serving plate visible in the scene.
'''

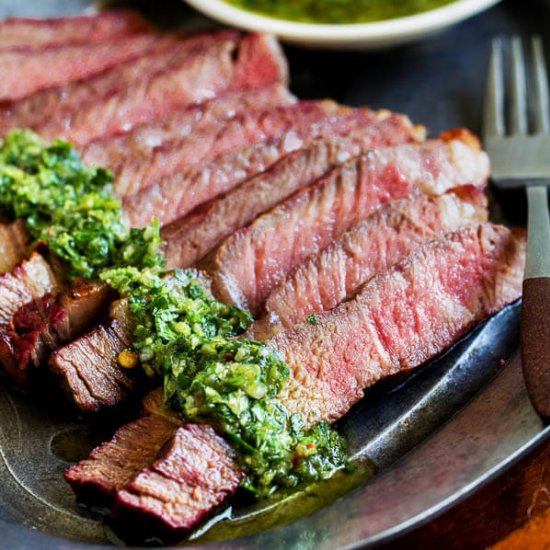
[1,0,550,548]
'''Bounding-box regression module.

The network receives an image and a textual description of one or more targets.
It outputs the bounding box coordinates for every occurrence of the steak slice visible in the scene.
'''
[206,132,490,314]
[271,223,525,427]
[114,424,244,534]
[64,415,179,503]
[48,299,135,412]
[0,252,62,328]
[0,32,162,102]
[163,112,425,267]
[131,106,417,231]
[33,33,288,146]
[81,84,295,185]
[250,187,489,339]
[0,281,114,386]
[0,11,150,51]
[0,219,30,274]
[110,100,359,197]
[0,33,182,135]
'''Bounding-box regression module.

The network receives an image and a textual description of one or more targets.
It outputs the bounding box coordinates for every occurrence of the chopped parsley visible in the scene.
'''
[306,313,319,325]
[0,130,163,279]
[1,130,347,497]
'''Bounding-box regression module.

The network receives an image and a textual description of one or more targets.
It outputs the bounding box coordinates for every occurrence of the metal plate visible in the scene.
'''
[1,0,550,548]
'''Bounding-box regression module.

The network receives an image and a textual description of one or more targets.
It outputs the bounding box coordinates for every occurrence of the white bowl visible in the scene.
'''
[183,0,500,49]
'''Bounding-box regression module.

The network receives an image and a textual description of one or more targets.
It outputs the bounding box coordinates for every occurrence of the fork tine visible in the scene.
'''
[531,36,550,134]
[510,36,528,135]
[484,38,505,138]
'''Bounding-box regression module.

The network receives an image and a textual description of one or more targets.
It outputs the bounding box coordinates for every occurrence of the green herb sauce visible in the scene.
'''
[226,0,456,24]
[0,130,348,498]
[102,267,347,496]
[0,131,164,279]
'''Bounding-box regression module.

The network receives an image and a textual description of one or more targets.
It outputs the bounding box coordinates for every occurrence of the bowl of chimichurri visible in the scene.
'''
[183,0,500,49]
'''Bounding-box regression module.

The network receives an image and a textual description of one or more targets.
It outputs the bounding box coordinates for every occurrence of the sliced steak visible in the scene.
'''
[206,133,490,314]
[48,299,135,412]
[131,106,416,231]
[114,424,244,534]
[163,112,425,267]
[0,281,114,386]
[33,33,288,146]
[0,219,30,274]
[0,252,62,328]
[110,100,359,197]
[0,11,150,51]
[0,33,162,102]
[81,84,295,183]
[0,33,181,135]
[272,223,525,427]
[250,188,489,339]
[64,415,179,503]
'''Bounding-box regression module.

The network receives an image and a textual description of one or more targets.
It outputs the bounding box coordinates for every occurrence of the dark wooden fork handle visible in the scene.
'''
[521,277,550,419]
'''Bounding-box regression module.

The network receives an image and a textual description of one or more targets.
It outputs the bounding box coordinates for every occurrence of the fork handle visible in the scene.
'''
[521,185,550,419]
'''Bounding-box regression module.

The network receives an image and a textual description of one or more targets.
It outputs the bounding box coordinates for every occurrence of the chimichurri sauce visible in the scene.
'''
[226,0,456,24]
[0,130,348,500]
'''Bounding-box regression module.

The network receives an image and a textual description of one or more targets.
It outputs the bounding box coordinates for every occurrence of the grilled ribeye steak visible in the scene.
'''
[162,112,425,267]
[65,415,179,502]
[48,299,135,412]
[0,10,150,51]
[32,32,288,146]
[0,281,114,386]
[114,424,244,534]
[0,219,30,274]
[250,187,488,339]
[81,84,296,190]
[271,223,525,427]
[0,32,162,103]
[0,252,62,329]
[206,132,490,314]
[0,33,180,135]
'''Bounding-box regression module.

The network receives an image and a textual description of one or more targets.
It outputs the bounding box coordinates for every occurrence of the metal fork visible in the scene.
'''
[484,36,550,419]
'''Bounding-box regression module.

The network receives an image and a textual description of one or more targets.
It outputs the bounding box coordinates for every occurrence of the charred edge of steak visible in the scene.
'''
[64,414,179,505]
[0,251,64,330]
[113,423,244,536]
[0,281,115,387]
[48,309,136,413]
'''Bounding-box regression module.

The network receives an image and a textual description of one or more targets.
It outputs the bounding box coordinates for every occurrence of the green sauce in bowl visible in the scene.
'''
[225,0,457,24]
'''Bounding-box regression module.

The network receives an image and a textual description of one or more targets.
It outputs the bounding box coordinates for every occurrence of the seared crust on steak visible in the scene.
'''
[0,281,114,386]
[48,300,135,412]
[114,424,244,533]
[64,415,178,502]
[0,252,62,329]
[271,224,525,427]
